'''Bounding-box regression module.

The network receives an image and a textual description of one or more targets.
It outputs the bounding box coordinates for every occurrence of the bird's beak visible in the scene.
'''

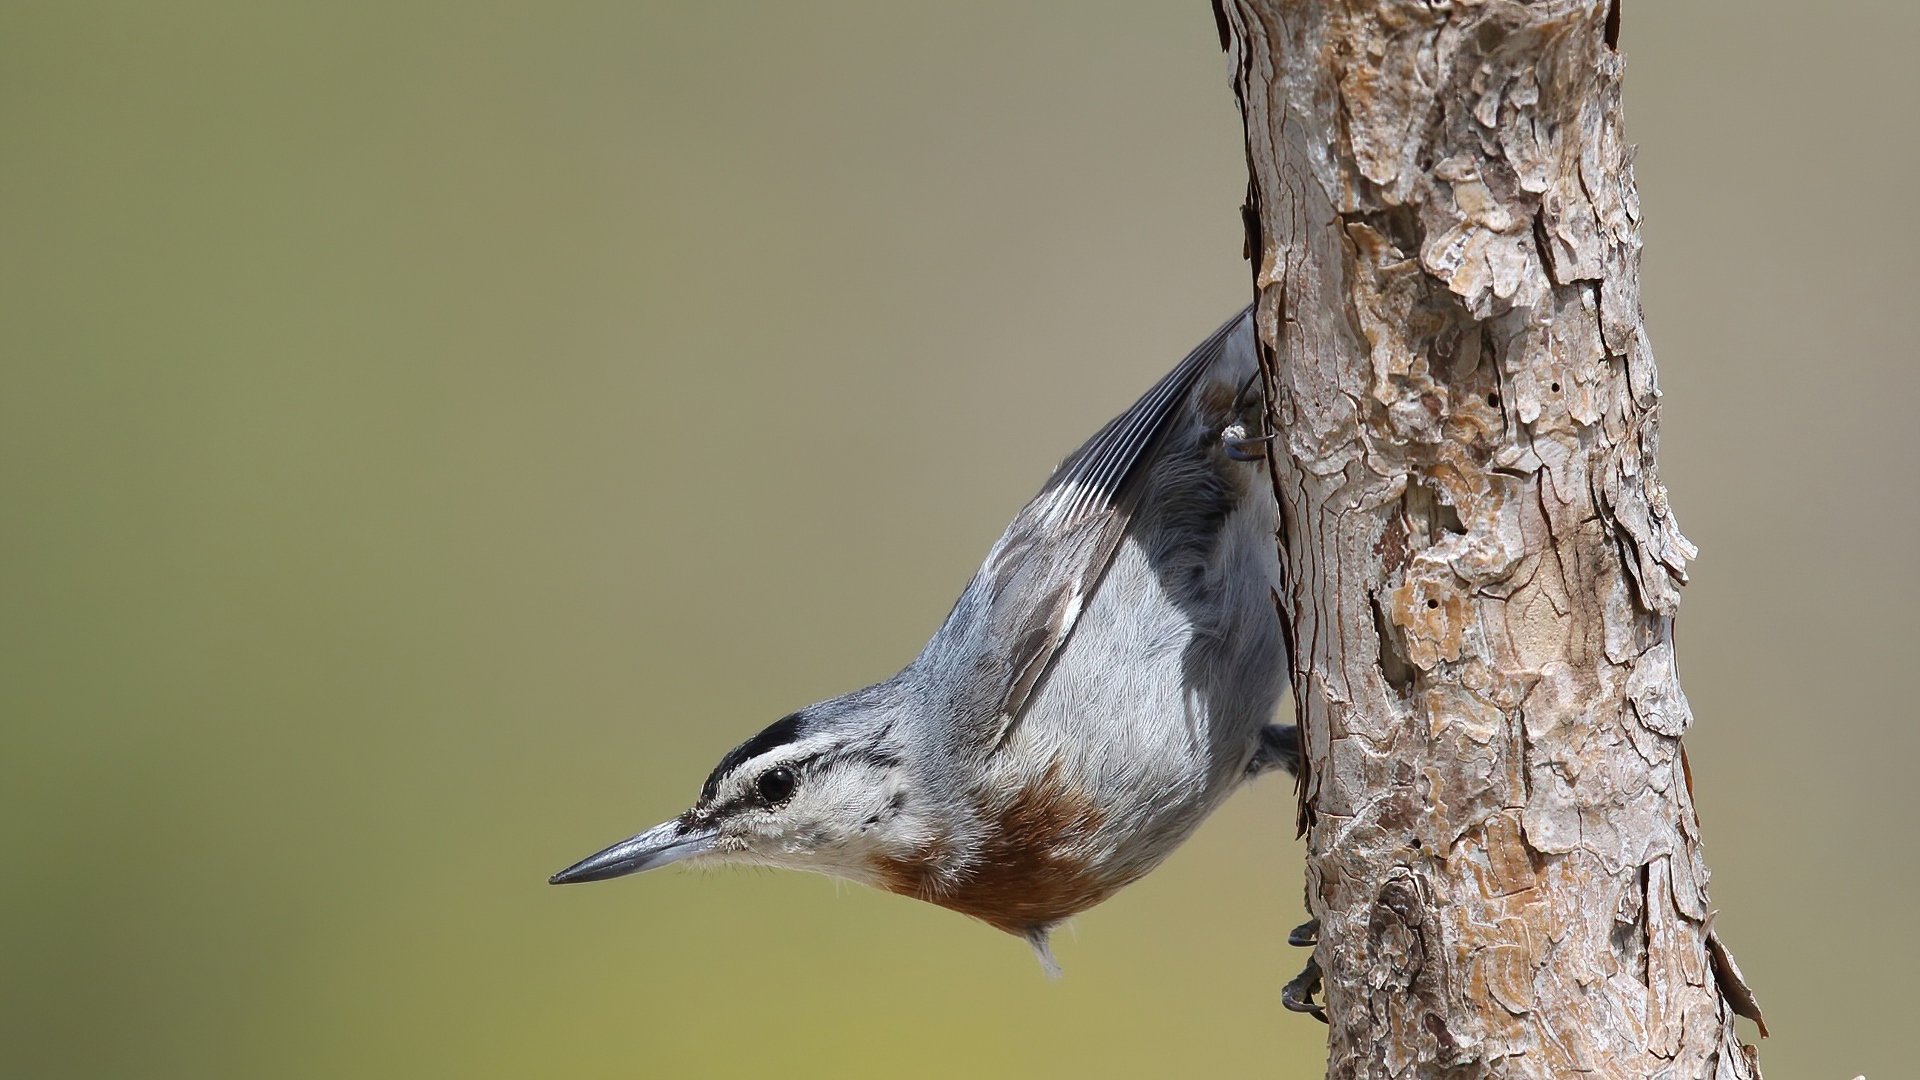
[548,817,718,885]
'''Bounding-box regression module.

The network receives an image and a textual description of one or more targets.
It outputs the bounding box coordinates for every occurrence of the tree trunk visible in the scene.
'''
[1214,2,1766,1076]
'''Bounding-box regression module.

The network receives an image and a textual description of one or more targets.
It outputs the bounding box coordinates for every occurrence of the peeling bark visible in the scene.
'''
[1214,2,1765,1076]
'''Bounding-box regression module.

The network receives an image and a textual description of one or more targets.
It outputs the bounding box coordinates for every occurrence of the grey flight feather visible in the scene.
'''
[930,307,1251,748]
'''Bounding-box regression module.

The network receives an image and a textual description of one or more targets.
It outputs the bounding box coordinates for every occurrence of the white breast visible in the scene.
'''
[991,481,1286,882]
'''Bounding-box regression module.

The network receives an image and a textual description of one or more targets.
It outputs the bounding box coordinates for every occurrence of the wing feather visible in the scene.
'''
[953,306,1250,743]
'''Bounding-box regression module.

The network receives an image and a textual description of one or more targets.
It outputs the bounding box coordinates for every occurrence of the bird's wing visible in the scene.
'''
[965,307,1250,745]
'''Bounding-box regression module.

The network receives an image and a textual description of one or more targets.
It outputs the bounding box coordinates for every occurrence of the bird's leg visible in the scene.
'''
[1250,727,1323,1021]
[1250,726,1320,1019]
[1220,370,1275,461]
[1246,723,1302,778]
[1227,368,1262,417]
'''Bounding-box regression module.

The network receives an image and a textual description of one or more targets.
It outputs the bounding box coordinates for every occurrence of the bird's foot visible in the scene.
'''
[1281,918,1326,1022]
[1281,956,1328,1024]
[1220,425,1277,462]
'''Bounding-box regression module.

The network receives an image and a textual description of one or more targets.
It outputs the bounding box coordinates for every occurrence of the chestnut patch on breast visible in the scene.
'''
[871,763,1120,936]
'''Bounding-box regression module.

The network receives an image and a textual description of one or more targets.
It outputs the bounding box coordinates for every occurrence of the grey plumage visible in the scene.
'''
[552,306,1294,972]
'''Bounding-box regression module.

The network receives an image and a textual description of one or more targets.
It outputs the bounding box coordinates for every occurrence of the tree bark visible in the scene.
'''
[1214,2,1766,1076]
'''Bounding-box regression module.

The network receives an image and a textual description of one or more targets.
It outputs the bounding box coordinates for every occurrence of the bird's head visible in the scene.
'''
[550,693,948,889]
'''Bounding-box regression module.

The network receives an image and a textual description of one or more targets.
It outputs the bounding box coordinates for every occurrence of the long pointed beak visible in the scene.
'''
[549,818,718,885]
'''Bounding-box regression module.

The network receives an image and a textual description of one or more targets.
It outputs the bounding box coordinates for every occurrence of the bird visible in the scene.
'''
[550,306,1298,977]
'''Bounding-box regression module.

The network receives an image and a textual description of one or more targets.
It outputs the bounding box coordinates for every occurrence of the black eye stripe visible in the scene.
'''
[735,714,805,764]
[701,713,806,803]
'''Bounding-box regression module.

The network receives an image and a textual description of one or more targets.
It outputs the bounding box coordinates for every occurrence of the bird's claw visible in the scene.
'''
[1222,432,1277,462]
[1282,956,1328,1023]
[1282,920,1326,1023]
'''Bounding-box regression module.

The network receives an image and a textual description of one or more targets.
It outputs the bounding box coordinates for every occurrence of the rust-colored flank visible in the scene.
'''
[870,764,1117,936]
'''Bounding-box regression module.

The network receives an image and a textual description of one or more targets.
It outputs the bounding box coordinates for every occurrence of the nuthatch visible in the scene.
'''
[552,307,1298,976]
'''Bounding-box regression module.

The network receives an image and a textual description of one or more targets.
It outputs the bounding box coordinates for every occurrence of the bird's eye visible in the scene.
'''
[756,766,797,807]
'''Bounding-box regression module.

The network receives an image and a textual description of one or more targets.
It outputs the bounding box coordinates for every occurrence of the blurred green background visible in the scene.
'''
[2,2,1912,1077]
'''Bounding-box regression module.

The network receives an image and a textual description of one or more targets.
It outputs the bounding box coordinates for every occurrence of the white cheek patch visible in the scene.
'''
[790,768,888,836]
[722,761,935,887]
